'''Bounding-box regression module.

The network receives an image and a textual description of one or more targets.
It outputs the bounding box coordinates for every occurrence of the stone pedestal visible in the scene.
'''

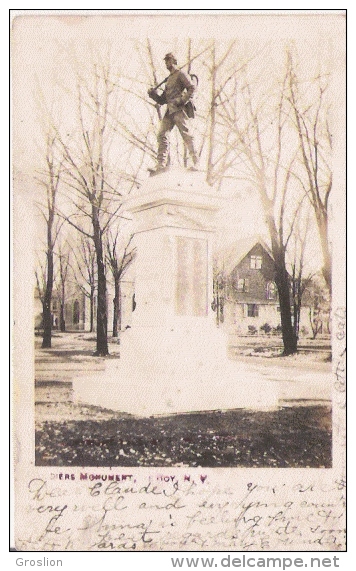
[73,168,278,416]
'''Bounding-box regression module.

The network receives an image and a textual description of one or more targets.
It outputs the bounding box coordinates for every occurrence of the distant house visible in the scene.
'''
[34,284,87,332]
[216,237,282,335]
[34,278,134,334]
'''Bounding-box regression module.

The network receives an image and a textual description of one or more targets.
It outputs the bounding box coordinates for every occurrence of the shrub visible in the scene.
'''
[248,325,258,335]
[260,322,272,334]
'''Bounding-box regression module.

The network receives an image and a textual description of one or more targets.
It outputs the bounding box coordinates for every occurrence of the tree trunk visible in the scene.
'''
[316,210,332,293]
[95,255,108,354]
[59,282,66,331]
[92,206,108,355]
[112,298,118,337]
[90,288,94,333]
[293,302,298,340]
[309,306,318,339]
[117,281,122,333]
[216,286,220,326]
[59,303,66,332]
[207,46,216,186]
[112,279,121,338]
[293,299,301,341]
[269,231,297,355]
[266,213,297,355]
[275,266,297,354]
[213,278,220,326]
[42,248,53,348]
[292,274,302,341]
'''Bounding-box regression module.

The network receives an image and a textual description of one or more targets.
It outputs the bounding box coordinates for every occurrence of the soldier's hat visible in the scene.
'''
[164,53,177,64]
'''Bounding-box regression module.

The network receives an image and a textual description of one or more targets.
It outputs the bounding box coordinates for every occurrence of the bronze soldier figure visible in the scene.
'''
[148,53,199,175]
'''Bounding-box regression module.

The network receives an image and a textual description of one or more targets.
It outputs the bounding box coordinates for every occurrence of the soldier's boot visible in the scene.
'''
[148,151,171,177]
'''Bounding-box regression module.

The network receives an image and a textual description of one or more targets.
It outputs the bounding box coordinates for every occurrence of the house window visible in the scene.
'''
[266,281,277,300]
[73,300,80,325]
[237,278,249,292]
[247,303,259,317]
[250,255,262,269]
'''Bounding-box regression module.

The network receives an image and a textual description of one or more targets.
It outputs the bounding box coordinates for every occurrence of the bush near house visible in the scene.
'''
[260,322,272,334]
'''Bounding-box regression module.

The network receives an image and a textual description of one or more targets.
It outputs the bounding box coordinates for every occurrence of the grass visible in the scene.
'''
[35,405,331,468]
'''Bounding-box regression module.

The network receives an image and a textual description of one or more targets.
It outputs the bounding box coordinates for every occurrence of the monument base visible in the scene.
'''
[73,323,279,416]
[73,168,279,416]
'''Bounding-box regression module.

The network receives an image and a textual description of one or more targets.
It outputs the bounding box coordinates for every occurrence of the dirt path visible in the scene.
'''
[35,333,120,383]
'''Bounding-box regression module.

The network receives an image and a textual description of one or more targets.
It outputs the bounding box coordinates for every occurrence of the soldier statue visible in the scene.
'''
[148,53,199,175]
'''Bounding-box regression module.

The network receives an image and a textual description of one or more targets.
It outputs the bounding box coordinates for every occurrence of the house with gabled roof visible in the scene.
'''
[216,236,282,335]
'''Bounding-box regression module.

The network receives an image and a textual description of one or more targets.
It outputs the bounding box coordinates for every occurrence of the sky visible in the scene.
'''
[11,11,345,275]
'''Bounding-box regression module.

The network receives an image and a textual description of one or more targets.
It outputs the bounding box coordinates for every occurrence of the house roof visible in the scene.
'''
[216,235,273,275]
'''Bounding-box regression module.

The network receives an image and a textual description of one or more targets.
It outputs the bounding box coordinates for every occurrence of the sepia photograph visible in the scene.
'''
[12,9,346,553]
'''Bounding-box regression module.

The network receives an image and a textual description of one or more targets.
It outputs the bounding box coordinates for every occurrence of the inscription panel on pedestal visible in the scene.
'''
[176,236,208,316]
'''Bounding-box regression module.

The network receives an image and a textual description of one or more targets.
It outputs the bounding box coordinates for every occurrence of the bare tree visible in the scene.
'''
[35,131,63,348]
[184,40,260,187]
[54,242,71,332]
[287,52,332,292]
[34,255,47,331]
[106,232,136,337]
[288,207,314,340]
[56,53,130,355]
[216,58,303,354]
[71,236,96,333]
[204,41,239,186]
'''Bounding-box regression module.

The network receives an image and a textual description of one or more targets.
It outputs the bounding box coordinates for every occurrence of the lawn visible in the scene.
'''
[35,402,331,468]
